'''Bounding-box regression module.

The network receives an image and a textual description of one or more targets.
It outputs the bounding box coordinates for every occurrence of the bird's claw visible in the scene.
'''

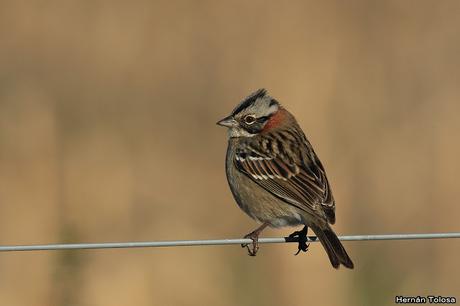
[288,226,310,255]
[241,232,260,256]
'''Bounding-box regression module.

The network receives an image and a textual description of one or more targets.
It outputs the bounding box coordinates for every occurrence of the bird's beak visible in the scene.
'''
[216,115,237,128]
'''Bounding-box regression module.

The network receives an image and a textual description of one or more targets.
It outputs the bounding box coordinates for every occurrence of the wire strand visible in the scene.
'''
[0,232,459,252]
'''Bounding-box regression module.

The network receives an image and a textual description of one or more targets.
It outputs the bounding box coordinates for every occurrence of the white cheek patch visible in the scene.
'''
[228,127,256,138]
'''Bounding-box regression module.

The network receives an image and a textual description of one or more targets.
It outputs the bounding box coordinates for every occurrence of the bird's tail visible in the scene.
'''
[310,223,354,269]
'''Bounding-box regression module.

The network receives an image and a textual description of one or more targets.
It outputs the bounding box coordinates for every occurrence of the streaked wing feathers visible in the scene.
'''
[234,135,334,221]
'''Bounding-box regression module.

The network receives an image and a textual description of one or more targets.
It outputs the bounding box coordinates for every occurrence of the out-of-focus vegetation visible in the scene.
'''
[0,1,459,305]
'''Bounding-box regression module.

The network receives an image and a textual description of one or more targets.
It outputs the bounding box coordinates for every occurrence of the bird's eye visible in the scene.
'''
[244,115,256,125]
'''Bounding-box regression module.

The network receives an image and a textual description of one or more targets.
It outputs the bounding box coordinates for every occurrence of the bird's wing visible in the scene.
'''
[234,134,335,223]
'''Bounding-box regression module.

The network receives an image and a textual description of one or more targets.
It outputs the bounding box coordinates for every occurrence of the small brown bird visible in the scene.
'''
[217,89,353,269]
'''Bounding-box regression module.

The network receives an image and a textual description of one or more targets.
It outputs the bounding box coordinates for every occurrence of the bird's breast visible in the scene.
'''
[224,139,302,227]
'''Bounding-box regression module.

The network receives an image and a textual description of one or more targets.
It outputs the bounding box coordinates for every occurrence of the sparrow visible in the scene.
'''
[217,89,353,269]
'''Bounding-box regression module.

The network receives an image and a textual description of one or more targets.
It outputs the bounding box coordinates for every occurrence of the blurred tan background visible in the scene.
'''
[1,1,459,305]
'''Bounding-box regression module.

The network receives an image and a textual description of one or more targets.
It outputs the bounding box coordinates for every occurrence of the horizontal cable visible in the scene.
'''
[0,232,459,252]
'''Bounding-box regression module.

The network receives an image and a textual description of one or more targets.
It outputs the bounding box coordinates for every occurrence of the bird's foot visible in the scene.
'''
[288,226,310,255]
[241,222,269,256]
[241,231,260,256]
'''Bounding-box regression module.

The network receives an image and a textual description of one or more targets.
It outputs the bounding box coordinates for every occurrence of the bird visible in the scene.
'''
[216,89,353,269]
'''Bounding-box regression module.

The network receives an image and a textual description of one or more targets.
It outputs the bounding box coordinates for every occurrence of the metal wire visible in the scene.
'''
[0,232,459,252]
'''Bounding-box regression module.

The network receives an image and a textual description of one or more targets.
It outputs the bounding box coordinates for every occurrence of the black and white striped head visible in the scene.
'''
[217,89,281,138]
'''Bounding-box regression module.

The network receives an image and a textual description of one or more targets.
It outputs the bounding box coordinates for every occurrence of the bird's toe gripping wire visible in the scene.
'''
[288,225,310,255]
[241,222,269,256]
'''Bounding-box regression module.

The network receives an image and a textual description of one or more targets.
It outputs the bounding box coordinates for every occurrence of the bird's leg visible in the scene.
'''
[241,222,269,256]
[288,225,310,255]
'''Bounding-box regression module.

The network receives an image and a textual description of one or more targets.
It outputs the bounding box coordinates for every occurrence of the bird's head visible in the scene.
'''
[217,89,289,138]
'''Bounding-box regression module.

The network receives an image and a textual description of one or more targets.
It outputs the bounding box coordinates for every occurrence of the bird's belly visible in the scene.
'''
[226,153,302,228]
